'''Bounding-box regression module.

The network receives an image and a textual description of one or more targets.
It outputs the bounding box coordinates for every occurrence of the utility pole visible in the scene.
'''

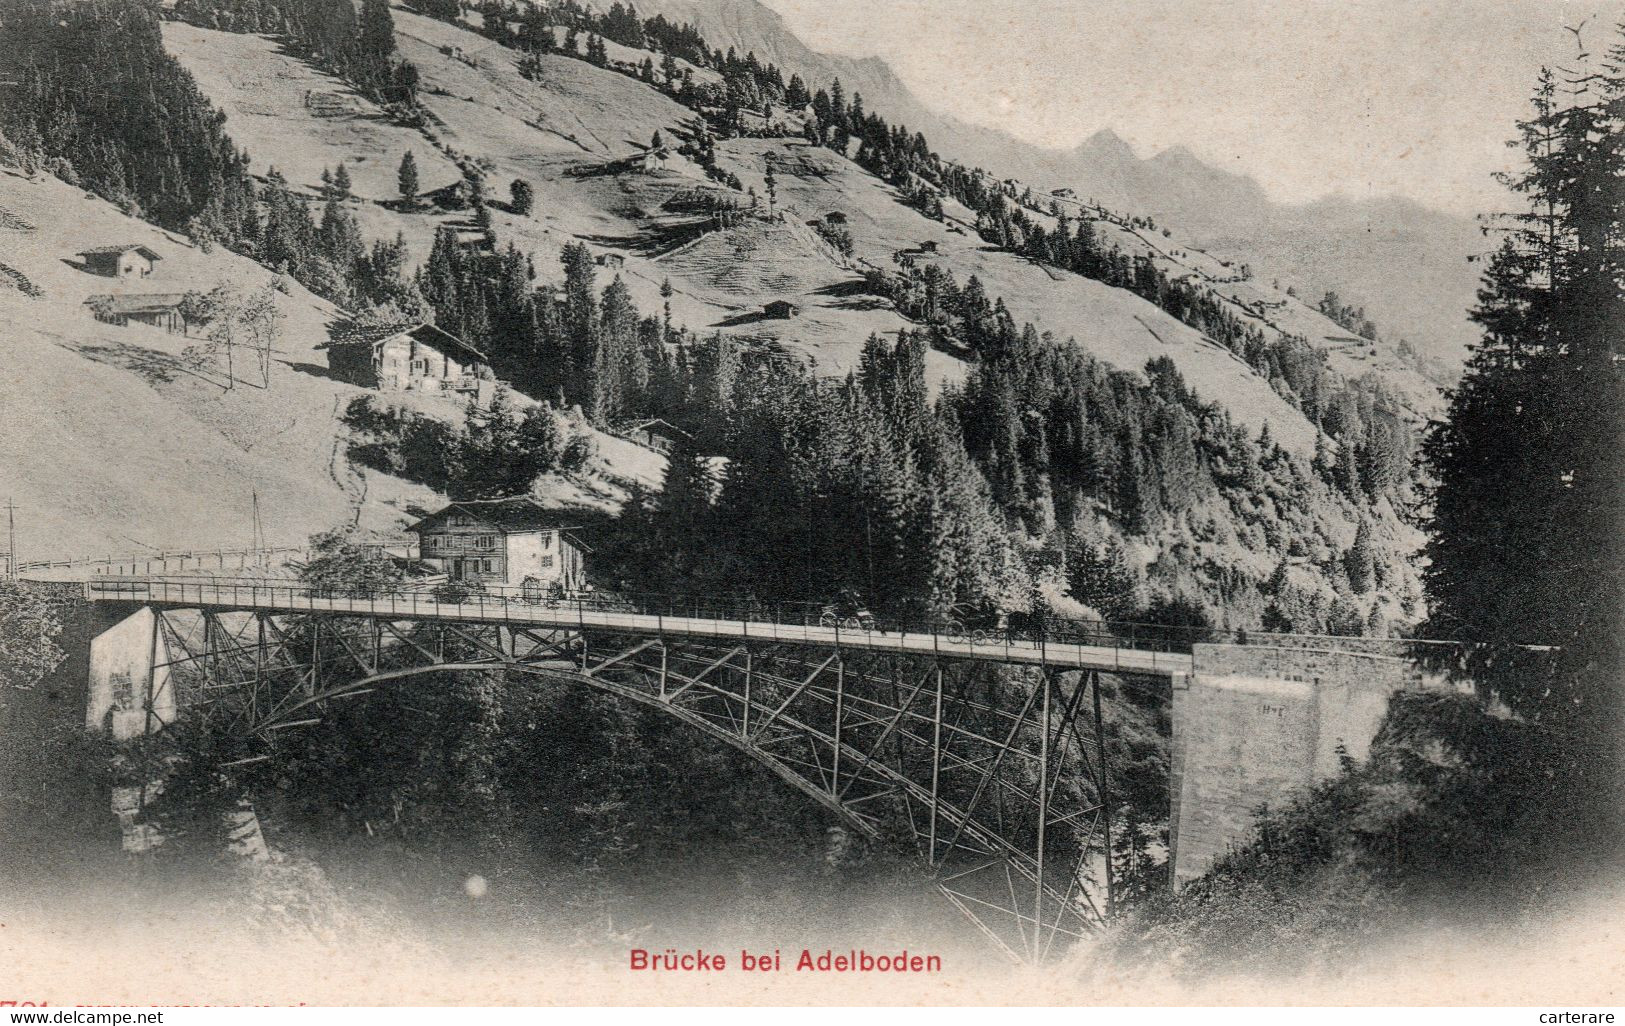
[251,487,264,556]
[4,497,16,582]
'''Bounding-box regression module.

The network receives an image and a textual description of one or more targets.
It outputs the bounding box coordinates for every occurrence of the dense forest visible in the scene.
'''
[0,0,258,236]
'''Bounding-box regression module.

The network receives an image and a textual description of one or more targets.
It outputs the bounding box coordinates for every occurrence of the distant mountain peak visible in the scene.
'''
[1151,144,1199,165]
[1075,127,1137,160]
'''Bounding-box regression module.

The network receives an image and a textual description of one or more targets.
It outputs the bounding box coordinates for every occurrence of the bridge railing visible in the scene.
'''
[84,575,1451,672]
[18,546,307,580]
[82,575,1206,673]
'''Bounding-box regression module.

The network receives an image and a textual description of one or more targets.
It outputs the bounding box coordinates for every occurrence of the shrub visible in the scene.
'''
[510,177,534,215]
[298,527,404,598]
[432,579,481,604]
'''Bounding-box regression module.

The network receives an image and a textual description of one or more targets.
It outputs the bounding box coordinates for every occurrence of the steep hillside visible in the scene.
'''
[5,0,1428,612]
[164,8,1340,447]
[0,168,402,556]
[162,21,465,203]
[0,167,659,561]
[714,138,1325,451]
[161,11,912,374]
[612,0,1482,367]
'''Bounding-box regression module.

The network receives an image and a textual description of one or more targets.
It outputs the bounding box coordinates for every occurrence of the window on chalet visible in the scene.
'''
[537,530,553,548]
[410,358,427,375]
[540,555,554,569]
[481,558,494,573]
[475,535,496,550]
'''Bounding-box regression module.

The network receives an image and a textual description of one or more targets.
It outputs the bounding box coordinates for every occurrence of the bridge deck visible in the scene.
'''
[84,578,1193,678]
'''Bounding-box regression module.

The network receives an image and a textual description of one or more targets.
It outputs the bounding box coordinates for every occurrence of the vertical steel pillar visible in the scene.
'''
[832,656,845,795]
[254,614,266,724]
[658,639,668,699]
[308,618,320,697]
[928,663,943,866]
[143,607,161,736]
[741,647,753,737]
[1091,669,1114,919]
[1034,669,1052,953]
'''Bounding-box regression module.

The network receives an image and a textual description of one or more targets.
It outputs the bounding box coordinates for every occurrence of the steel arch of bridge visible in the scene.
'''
[137,606,1126,963]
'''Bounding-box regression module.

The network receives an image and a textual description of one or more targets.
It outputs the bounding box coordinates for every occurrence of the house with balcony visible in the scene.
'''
[407,498,589,591]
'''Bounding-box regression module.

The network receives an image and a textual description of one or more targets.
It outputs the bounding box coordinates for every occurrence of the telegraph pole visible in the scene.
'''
[4,497,16,581]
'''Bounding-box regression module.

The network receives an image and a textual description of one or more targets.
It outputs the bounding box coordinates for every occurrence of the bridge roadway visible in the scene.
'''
[83,576,1193,678]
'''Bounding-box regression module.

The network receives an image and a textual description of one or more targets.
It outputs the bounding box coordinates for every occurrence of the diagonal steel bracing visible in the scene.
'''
[129,605,1122,963]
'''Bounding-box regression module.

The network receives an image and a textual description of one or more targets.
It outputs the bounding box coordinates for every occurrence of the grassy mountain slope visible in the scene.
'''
[0,167,660,560]
[164,9,1339,451]
[613,0,1481,368]
[7,1,1435,567]
[0,167,396,556]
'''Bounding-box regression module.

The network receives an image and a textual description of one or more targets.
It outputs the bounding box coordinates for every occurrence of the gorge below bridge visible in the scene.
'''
[78,575,1453,963]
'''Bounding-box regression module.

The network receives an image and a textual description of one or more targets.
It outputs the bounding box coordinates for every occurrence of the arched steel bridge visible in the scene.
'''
[86,575,1195,963]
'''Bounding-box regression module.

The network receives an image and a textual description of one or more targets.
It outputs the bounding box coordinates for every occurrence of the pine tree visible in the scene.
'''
[659,277,674,343]
[1421,36,1625,747]
[1344,519,1375,595]
[510,178,534,215]
[560,242,599,409]
[359,0,396,79]
[597,276,643,423]
[785,73,809,109]
[332,162,352,200]
[398,150,420,206]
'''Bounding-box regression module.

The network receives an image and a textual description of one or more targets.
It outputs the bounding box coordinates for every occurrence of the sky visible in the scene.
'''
[757,0,1605,216]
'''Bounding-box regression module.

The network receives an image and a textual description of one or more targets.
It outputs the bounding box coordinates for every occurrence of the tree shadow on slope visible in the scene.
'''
[577,218,713,258]
[60,337,223,389]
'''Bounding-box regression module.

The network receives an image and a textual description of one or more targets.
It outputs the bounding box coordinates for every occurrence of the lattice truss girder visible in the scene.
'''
[145,608,1115,962]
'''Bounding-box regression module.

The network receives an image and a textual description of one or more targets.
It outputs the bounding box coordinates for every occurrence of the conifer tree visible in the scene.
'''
[1344,519,1375,595]
[398,150,420,206]
[359,0,396,74]
[560,242,600,408]
[1421,33,1625,747]
[510,178,534,215]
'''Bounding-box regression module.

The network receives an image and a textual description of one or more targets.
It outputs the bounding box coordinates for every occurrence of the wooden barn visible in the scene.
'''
[763,299,800,319]
[621,418,692,455]
[78,245,161,279]
[85,293,188,333]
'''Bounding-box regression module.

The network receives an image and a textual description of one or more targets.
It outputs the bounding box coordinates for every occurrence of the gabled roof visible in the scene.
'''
[630,418,692,439]
[407,497,588,538]
[78,244,162,262]
[84,293,187,314]
[326,321,489,363]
